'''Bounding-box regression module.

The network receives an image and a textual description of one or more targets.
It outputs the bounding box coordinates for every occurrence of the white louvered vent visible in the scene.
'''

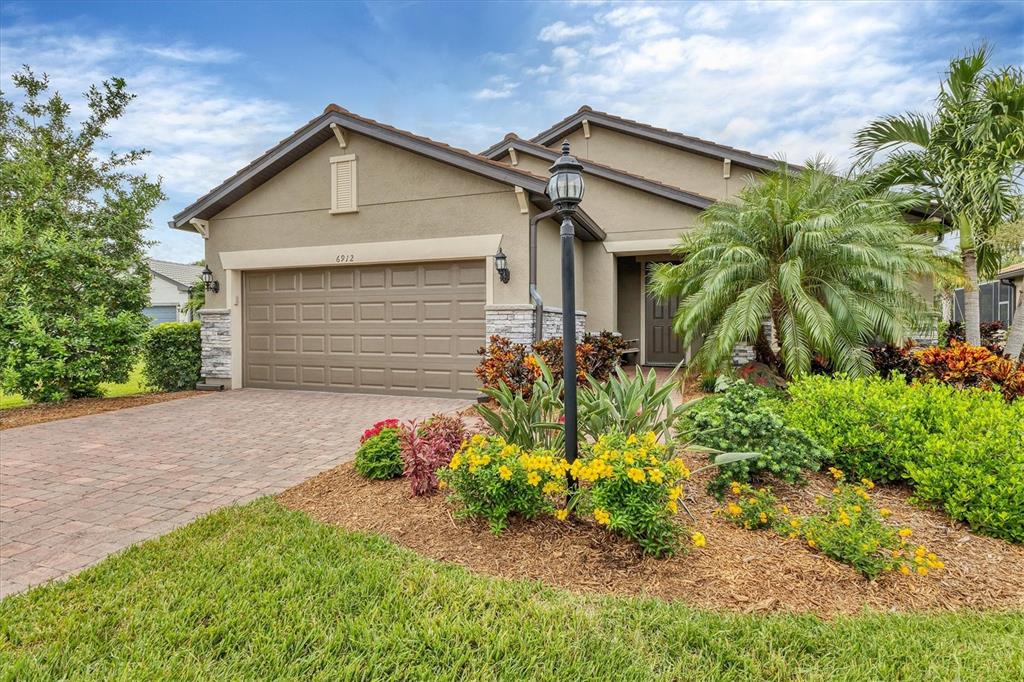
[330,154,358,214]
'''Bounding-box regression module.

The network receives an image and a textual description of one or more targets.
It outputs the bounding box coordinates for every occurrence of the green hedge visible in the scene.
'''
[143,322,201,392]
[786,375,1024,543]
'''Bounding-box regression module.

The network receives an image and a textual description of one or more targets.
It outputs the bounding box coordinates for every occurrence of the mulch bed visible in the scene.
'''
[0,391,209,430]
[279,452,1024,618]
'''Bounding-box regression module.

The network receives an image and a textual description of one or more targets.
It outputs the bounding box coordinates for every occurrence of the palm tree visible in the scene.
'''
[854,46,1024,348]
[649,160,937,378]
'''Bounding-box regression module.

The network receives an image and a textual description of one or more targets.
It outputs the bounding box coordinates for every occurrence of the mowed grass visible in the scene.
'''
[0,362,147,409]
[2,500,1021,681]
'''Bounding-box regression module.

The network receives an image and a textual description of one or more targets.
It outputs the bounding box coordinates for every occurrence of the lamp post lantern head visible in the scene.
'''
[494,247,510,284]
[546,141,585,217]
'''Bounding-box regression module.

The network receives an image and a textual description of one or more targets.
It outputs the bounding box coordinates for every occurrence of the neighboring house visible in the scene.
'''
[145,259,203,325]
[171,104,786,397]
[950,261,1024,327]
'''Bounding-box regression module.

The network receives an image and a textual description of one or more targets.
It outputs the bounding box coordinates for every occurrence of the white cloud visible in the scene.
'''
[684,3,731,31]
[473,85,518,100]
[538,20,596,43]
[142,44,240,63]
[600,5,663,27]
[552,45,582,69]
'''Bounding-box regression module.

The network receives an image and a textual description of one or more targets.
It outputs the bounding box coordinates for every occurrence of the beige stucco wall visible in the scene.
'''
[555,126,761,201]
[202,132,532,309]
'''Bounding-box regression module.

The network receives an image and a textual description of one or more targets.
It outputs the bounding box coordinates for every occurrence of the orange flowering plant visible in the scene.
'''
[719,481,782,531]
[917,341,1024,401]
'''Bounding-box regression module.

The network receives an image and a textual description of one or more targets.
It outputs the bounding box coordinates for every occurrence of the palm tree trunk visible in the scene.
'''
[962,249,982,346]
[1004,289,1024,360]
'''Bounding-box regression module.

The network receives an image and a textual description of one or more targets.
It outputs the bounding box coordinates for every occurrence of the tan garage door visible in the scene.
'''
[243,261,485,397]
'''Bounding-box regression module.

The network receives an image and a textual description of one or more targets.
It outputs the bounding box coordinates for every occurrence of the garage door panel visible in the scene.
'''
[244,260,484,397]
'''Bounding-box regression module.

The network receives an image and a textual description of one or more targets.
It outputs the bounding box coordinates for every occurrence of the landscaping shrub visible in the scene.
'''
[475,332,626,395]
[577,366,688,443]
[698,373,719,393]
[399,415,468,496]
[438,434,568,533]
[354,421,405,480]
[867,343,921,380]
[786,375,1024,543]
[801,470,944,579]
[943,320,1006,353]
[719,481,782,531]
[142,322,201,392]
[735,361,786,390]
[571,431,691,557]
[475,357,564,450]
[681,379,826,497]
[917,342,1024,401]
[785,374,937,482]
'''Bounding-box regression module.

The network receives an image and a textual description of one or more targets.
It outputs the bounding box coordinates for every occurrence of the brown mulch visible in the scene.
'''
[278,453,1024,618]
[0,391,209,430]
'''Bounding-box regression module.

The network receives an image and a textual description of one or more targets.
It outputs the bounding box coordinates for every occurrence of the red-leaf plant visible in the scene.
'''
[361,419,402,444]
[399,414,468,496]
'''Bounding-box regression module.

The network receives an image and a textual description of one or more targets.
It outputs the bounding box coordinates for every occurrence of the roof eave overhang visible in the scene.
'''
[171,110,550,233]
[531,110,784,174]
[489,140,714,211]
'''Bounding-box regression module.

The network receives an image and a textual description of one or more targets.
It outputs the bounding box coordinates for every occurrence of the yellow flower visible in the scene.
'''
[648,468,664,484]
[730,481,742,495]
[594,508,611,526]
[627,467,646,483]
[898,528,912,538]
[449,453,462,470]
[437,479,447,489]
[807,539,817,548]
[748,497,758,505]
[916,566,929,576]
[879,508,892,518]
[789,518,801,529]
[691,532,706,548]
[669,486,683,501]
[780,505,790,515]
[900,565,911,575]
[758,512,768,524]
[861,478,875,489]
[667,500,678,514]
[555,508,569,521]
[527,472,541,486]
[498,465,513,481]
[828,466,844,480]
[831,488,840,494]
[542,481,560,494]
[726,503,742,516]
[852,505,861,513]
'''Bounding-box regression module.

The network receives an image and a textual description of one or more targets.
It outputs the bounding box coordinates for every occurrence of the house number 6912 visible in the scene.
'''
[336,254,355,263]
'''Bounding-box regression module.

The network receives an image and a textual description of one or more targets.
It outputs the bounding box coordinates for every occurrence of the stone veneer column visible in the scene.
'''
[731,318,775,366]
[199,308,232,385]
[484,304,588,345]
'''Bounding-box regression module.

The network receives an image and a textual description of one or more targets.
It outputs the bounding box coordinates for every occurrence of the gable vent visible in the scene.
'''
[330,154,358,214]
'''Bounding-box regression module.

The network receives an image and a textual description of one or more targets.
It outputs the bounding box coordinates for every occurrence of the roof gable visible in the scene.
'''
[525,106,788,173]
[147,259,202,288]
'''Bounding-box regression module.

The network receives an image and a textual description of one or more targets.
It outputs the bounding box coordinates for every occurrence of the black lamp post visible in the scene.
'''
[546,141,585,470]
[201,266,220,294]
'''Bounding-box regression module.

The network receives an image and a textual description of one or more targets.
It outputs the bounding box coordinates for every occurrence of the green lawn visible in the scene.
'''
[0,363,148,409]
[1,499,1021,681]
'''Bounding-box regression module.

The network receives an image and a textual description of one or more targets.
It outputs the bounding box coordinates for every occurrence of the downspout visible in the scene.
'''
[530,208,558,342]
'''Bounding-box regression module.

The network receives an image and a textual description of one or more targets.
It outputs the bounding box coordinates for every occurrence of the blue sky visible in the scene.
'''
[2,1,1021,263]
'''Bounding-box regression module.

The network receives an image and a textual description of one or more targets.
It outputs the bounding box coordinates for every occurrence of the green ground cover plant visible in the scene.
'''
[1,499,1021,681]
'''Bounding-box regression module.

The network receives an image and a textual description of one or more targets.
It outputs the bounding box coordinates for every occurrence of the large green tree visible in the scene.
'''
[854,46,1024,352]
[649,160,937,378]
[0,67,164,401]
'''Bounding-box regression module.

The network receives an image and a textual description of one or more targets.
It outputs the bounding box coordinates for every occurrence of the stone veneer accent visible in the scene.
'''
[731,318,775,366]
[199,309,232,380]
[485,304,587,346]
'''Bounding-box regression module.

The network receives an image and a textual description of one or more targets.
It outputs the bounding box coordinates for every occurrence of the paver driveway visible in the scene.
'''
[0,389,470,597]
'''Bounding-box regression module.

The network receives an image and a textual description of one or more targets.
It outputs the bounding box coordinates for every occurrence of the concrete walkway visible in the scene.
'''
[0,389,469,597]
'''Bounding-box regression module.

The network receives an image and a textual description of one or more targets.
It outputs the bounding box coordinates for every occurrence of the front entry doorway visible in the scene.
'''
[643,261,687,366]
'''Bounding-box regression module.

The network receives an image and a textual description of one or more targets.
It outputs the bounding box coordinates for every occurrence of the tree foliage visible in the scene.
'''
[649,160,937,378]
[854,45,1024,348]
[0,67,164,401]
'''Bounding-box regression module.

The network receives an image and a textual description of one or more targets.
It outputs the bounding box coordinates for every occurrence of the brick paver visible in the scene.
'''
[0,389,469,597]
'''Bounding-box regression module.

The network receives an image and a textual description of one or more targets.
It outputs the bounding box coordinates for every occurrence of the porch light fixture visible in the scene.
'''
[546,141,585,475]
[494,247,510,284]
[201,265,220,294]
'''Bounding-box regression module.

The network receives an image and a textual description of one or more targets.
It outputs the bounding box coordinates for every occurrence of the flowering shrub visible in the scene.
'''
[438,434,568,533]
[681,379,826,497]
[719,481,781,531]
[354,424,405,480]
[571,431,692,557]
[867,343,921,380]
[801,470,944,579]
[475,333,626,396]
[361,419,401,444]
[399,415,468,496]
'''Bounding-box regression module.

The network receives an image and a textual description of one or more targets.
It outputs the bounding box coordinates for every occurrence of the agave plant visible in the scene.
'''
[475,356,564,450]
[577,365,694,443]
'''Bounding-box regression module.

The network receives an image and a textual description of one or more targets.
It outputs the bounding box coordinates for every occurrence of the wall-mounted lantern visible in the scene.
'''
[201,266,220,294]
[494,247,510,284]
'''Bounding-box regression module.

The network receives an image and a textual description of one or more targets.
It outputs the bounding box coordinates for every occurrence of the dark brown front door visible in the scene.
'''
[644,262,686,366]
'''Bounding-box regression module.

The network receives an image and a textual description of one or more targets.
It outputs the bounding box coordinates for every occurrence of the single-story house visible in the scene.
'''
[171,104,787,397]
[145,259,203,324]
